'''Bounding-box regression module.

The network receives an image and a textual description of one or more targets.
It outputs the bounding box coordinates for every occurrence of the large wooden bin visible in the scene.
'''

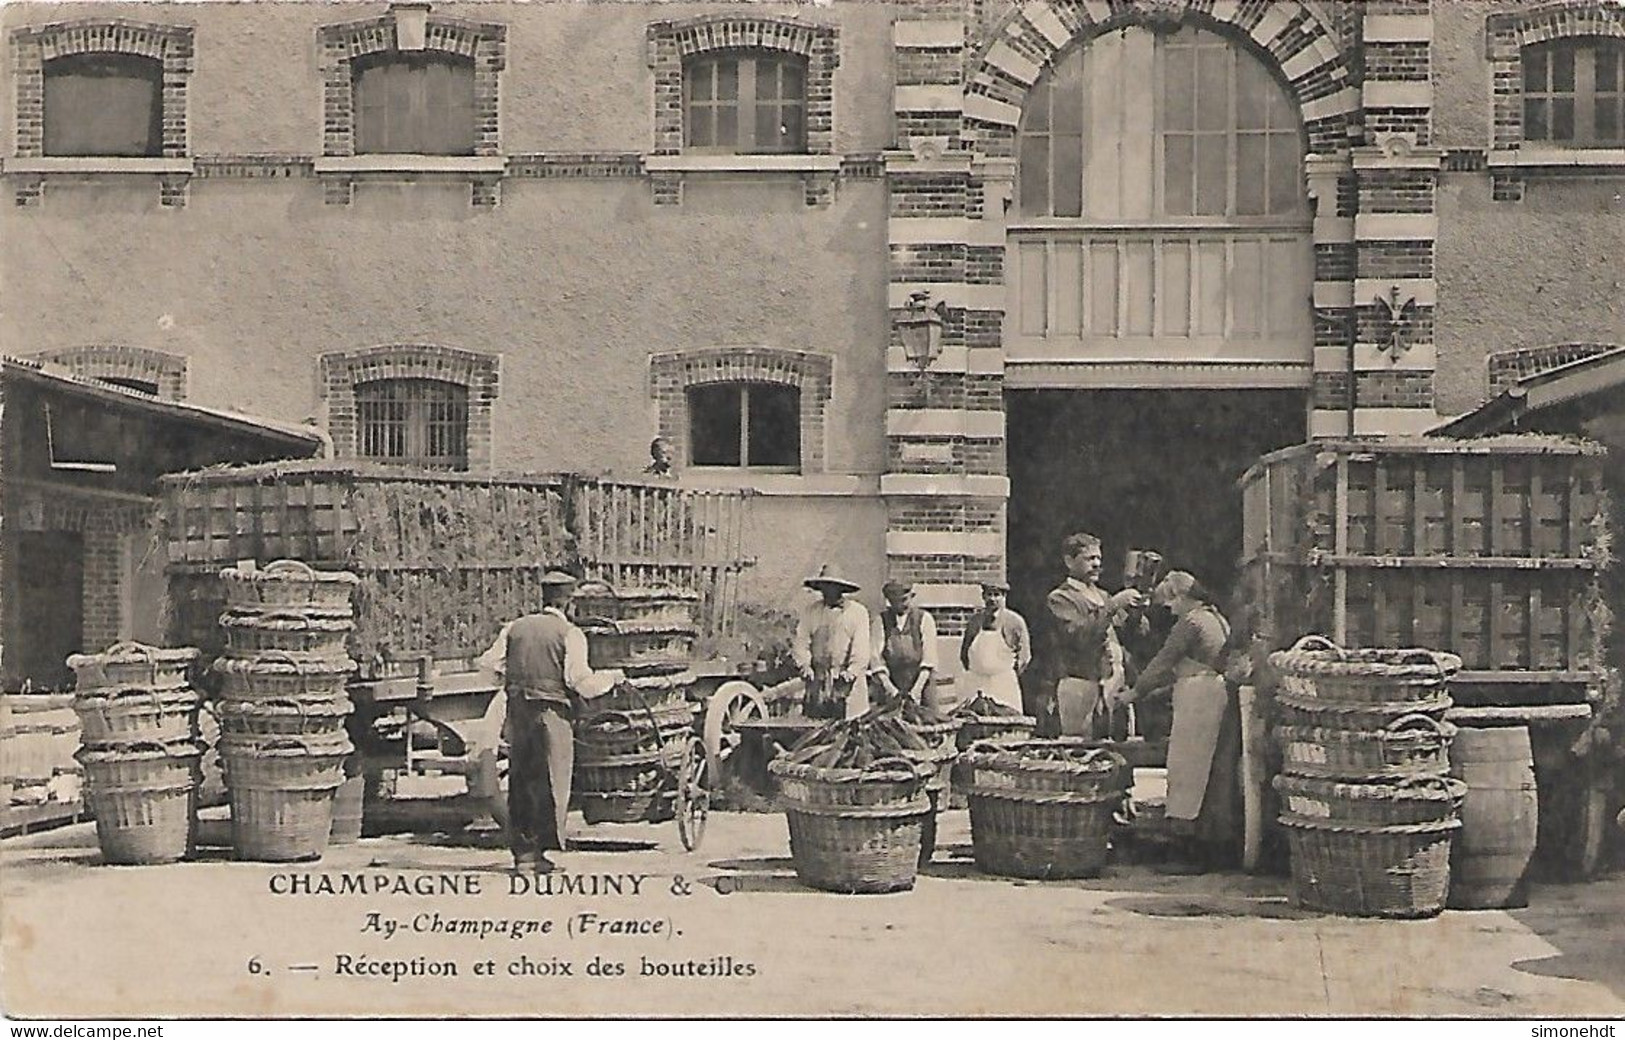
[1240,436,1614,876]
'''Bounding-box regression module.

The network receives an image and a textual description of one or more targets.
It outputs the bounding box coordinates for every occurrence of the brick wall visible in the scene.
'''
[1488,342,1619,394]
[31,346,188,401]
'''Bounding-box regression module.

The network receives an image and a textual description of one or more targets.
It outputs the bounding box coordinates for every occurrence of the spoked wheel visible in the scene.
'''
[702,680,768,786]
[676,735,710,852]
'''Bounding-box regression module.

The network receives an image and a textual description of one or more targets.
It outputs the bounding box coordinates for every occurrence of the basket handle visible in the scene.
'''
[1288,635,1343,657]
[864,755,922,776]
[252,610,316,629]
[576,579,617,598]
[1394,773,1457,799]
[102,641,161,686]
[1383,712,1447,737]
[246,736,322,754]
[1075,746,1123,769]
[263,559,318,580]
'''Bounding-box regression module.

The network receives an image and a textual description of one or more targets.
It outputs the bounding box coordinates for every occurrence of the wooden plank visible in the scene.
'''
[1489,461,1506,556]
[1488,577,1506,670]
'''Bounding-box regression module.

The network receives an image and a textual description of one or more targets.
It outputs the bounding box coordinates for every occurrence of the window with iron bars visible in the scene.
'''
[356,378,470,470]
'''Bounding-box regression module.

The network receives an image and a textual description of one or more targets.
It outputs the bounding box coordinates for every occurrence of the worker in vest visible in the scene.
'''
[481,570,623,874]
[869,580,940,708]
[791,564,872,719]
[959,581,1032,713]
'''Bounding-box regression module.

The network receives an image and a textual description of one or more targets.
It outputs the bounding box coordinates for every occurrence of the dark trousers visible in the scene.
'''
[506,695,573,857]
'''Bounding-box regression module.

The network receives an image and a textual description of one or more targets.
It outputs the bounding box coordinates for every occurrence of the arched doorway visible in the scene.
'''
[1004,25,1312,649]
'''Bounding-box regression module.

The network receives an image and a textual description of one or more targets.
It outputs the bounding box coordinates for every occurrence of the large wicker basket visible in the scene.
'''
[958,739,1129,880]
[769,756,935,894]
[1273,773,1467,827]
[580,620,696,673]
[574,583,700,629]
[219,610,355,657]
[1270,635,1460,707]
[75,741,202,866]
[575,704,696,759]
[219,735,352,862]
[1275,690,1453,730]
[67,642,198,692]
[954,713,1038,751]
[220,560,359,613]
[591,673,692,714]
[1280,813,1460,918]
[74,687,201,747]
[576,743,685,824]
[215,696,353,738]
[1275,713,1456,780]
[211,651,354,702]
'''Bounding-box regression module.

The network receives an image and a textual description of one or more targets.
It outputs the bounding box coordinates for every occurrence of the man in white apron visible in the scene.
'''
[958,581,1031,712]
[1044,533,1142,738]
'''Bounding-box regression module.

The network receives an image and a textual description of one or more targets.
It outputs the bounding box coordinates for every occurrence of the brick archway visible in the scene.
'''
[882,0,1436,655]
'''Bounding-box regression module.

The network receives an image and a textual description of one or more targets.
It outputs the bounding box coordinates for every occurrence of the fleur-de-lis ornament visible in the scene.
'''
[1375,285,1417,362]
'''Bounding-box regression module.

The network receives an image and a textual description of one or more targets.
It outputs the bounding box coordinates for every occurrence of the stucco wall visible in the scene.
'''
[1432,0,1500,149]
[737,493,886,613]
[0,1,898,156]
[1435,176,1625,417]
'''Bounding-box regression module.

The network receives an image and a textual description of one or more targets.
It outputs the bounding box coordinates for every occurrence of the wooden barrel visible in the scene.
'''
[1448,725,1538,910]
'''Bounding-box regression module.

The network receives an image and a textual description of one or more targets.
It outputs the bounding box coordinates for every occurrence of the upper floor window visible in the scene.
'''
[1017,26,1304,221]
[43,53,163,157]
[357,378,470,470]
[353,52,477,155]
[688,382,800,470]
[1523,38,1624,146]
[684,51,807,153]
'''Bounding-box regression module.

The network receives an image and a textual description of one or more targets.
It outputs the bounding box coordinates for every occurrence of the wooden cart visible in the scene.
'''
[158,462,756,842]
[1239,436,1615,876]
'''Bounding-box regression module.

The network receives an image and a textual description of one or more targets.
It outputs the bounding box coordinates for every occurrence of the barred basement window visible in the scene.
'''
[356,379,470,470]
[43,53,163,157]
[1523,39,1624,146]
[688,383,800,470]
[353,52,477,155]
[684,51,807,153]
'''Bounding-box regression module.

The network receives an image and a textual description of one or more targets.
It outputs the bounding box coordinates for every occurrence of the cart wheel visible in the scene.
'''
[676,736,709,852]
[703,680,767,784]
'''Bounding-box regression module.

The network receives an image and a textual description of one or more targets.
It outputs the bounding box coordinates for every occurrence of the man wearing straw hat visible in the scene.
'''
[791,564,872,719]
[480,570,623,874]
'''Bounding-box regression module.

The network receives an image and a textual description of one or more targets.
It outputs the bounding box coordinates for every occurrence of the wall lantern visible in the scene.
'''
[897,289,948,373]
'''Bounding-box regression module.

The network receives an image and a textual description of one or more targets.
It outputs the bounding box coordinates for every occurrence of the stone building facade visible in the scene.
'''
[3,0,1621,673]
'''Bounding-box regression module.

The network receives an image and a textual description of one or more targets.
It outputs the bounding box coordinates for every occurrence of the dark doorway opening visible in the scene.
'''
[1006,388,1306,629]
[12,530,86,691]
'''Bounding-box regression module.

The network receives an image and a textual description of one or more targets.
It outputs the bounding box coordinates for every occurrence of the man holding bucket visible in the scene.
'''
[791,564,872,719]
[1045,532,1142,738]
[478,570,623,874]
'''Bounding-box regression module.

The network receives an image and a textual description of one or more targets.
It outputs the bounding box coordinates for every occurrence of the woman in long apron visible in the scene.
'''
[1114,570,1238,873]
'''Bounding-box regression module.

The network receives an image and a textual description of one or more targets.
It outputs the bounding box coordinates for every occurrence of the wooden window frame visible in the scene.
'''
[41,51,164,158]
[1522,38,1625,147]
[682,51,808,155]
[1013,26,1308,227]
[687,382,801,472]
[356,378,471,471]
[352,50,478,157]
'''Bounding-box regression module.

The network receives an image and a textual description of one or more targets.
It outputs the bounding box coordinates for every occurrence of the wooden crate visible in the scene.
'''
[1240,437,1611,693]
[159,463,752,674]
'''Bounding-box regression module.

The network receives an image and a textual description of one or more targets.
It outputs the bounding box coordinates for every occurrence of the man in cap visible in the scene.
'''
[1045,532,1143,738]
[477,570,624,873]
[959,581,1031,713]
[791,564,873,719]
[869,579,940,708]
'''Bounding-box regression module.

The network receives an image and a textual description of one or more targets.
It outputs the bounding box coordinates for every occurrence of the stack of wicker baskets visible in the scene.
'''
[1269,635,1465,918]
[66,642,204,865]
[956,738,1130,879]
[768,754,937,893]
[211,560,359,862]
[572,584,699,824]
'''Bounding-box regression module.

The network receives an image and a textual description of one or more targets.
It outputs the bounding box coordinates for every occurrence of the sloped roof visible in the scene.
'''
[1432,346,1625,438]
[2,354,326,449]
